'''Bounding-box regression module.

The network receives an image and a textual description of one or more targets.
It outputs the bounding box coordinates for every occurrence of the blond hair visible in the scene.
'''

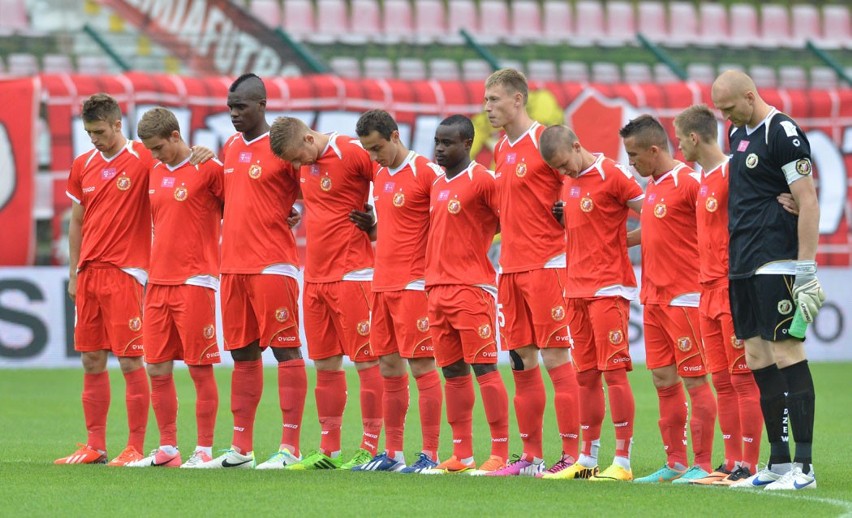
[137,107,180,140]
[269,116,310,158]
[485,68,529,104]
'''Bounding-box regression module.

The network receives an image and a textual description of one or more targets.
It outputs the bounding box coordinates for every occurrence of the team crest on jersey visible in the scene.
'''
[275,307,290,323]
[174,186,188,201]
[116,175,131,191]
[705,196,718,212]
[417,317,429,333]
[777,299,793,315]
[320,176,332,192]
[745,153,759,169]
[515,162,527,178]
[551,306,565,321]
[796,159,812,176]
[203,324,215,340]
[248,164,262,179]
[128,317,142,332]
[447,199,461,214]
[654,203,667,218]
[478,324,492,339]
[580,197,594,212]
[609,329,624,345]
[393,192,405,207]
[730,335,745,349]
[357,320,371,336]
[677,336,692,352]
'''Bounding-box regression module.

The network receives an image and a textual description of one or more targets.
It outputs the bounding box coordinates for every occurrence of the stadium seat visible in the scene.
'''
[637,2,667,44]
[76,55,112,75]
[526,60,558,82]
[42,54,74,74]
[591,62,620,84]
[462,59,492,81]
[653,63,680,84]
[476,0,510,44]
[559,61,589,83]
[329,56,361,78]
[697,3,728,47]
[686,63,716,84]
[667,2,698,47]
[623,62,652,84]
[0,0,30,33]
[758,4,792,49]
[249,0,282,29]
[447,0,479,44]
[311,0,349,44]
[819,5,851,50]
[574,1,605,46]
[396,57,427,80]
[382,0,413,43]
[809,67,838,89]
[429,58,461,81]
[509,0,543,44]
[749,65,777,88]
[282,0,316,42]
[414,0,447,43]
[727,4,760,48]
[7,53,39,75]
[604,1,636,47]
[346,0,381,44]
[790,5,820,49]
[779,65,807,89]
[542,1,573,44]
[363,57,395,79]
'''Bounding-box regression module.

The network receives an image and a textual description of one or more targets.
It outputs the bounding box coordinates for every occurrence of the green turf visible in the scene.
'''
[1,363,850,516]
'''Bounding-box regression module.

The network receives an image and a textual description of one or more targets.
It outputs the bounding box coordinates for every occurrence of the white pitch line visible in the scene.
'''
[758,490,852,517]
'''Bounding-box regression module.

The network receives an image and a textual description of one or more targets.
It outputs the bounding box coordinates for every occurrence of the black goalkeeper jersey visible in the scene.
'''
[727,108,812,279]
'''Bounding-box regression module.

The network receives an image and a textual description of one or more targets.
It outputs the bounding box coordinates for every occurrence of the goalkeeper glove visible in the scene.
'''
[792,260,826,323]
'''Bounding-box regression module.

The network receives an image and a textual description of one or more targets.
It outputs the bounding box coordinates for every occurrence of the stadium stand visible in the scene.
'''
[667,2,698,48]
[7,53,39,75]
[462,58,492,81]
[696,3,728,47]
[382,0,414,44]
[527,60,558,82]
[429,58,461,81]
[397,57,427,80]
[728,3,761,48]
[542,1,573,45]
[559,61,589,83]
[749,65,778,88]
[329,56,360,78]
[347,0,381,44]
[820,5,851,50]
[637,1,667,44]
[282,0,316,42]
[623,62,653,84]
[476,0,510,45]
[574,0,605,47]
[249,0,282,28]
[604,1,637,47]
[758,4,792,50]
[591,62,620,84]
[42,54,74,74]
[310,0,348,45]
[413,0,446,44]
[363,56,394,79]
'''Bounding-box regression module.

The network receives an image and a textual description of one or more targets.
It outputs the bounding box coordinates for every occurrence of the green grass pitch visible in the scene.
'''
[1,363,850,516]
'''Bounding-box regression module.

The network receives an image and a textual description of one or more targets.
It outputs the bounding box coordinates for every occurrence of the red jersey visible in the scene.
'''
[299,133,374,283]
[426,162,500,289]
[220,132,301,275]
[563,154,644,298]
[640,163,701,306]
[494,122,566,272]
[696,159,730,285]
[373,151,442,291]
[66,140,153,274]
[148,155,224,286]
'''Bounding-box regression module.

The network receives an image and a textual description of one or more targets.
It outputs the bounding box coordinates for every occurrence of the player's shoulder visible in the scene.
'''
[411,153,444,178]
[126,140,152,161]
[71,148,100,169]
[222,132,242,150]
[471,162,497,180]
[767,111,807,145]
[672,162,700,185]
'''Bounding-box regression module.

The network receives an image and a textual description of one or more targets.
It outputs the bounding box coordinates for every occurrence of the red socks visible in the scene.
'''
[476,370,509,460]
[604,369,635,459]
[357,365,384,455]
[577,369,605,457]
[150,373,178,446]
[687,381,718,472]
[82,371,110,452]
[657,382,688,469]
[445,374,475,459]
[415,370,442,460]
[512,366,545,460]
[316,369,347,455]
[231,359,263,454]
[383,374,410,458]
[731,371,763,470]
[278,359,307,456]
[548,362,580,459]
[123,367,150,453]
[712,370,741,470]
[189,365,218,448]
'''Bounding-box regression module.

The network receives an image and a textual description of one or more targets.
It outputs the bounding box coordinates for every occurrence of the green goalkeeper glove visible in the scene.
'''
[792,260,826,323]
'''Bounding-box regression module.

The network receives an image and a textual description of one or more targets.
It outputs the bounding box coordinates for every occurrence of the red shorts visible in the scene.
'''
[569,297,632,372]
[303,280,373,362]
[643,304,706,377]
[699,284,748,374]
[220,274,300,350]
[143,284,221,365]
[427,285,498,368]
[74,264,144,357]
[498,269,571,350]
[371,290,433,359]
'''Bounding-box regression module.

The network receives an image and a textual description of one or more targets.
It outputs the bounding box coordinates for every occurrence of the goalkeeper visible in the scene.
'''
[711,70,825,491]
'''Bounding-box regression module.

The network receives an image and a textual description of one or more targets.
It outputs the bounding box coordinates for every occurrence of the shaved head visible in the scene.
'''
[711,70,768,128]
[711,70,756,101]
[540,125,578,161]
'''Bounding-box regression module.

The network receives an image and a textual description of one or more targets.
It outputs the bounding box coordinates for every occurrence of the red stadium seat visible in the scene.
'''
[790,5,820,48]
[637,2,667,44]
[510,0,543,44]
[697,3,728,47]
[447,0,479,44]
[574,1,604,46]
[382,0,414,43]
[249,0,281,29]
[311,0,349,44]
[414,0,447,43]
[0,0,30,33]
[347,0,381,44]
[819,5,851,50]
[542,1,573,44]
[758,4,792,49]
[282,0,316,42]
[476,0,510,44]
[668,2,698,47]
[728,4,760,48]
[604,1,637,47]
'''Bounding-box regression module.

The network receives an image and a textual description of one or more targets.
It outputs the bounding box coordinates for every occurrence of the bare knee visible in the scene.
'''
[146,361,173,377]
[272,347,302,363]
[510,345,539,371]
[81,350,108,374]
[541,347,570,371]
[408,357,436,378]
[682,375,708,391]
[230,341,262,362]
[472,363,497,378]
[441,359,470,379]
[651,365,680,389]
[117,355,144,374]
[315,355,343,371]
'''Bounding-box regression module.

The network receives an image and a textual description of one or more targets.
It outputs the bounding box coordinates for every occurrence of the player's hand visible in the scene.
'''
[68,273,77,299]
[552,201,564,223]
[777,193,799,216]
[792,260,826,323]
[349,204,376,232]
[189,146,215,164]
[287,207,301,228]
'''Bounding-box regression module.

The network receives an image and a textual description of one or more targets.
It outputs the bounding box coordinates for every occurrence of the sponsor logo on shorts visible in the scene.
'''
[357,320,371,336]
[416,317,429,333]
[174,186,188,201]
[609,329,624,345]
[248,164,262,179]
[611,356,630,364]
[745,153,759,169]
[203,324,215,340]
[580,197,594,212]
[481,350,497,358]
[551,305,565,321]
[128,317,142,332]
[116,175,131,191]
[730,335,745,349]
[447,199,461,214]
[131,343,143,351]
[515,162,527,177]
[478,323,492,339]
[276,336,297,342]
[676,336,692,352]
[555,334,572,341]
[419,344,434,352]
[204,351,220,359]
[320,176,332,192]
[392,192,405,207]
[275,307,290,323]
[705,195,718,212]
[682,365,702,372]
[777,299,793,315]
[654,202,667,218]
[796,158,812,176]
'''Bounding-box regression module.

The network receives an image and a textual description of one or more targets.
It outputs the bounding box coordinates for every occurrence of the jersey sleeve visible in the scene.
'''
[66,158,83,204]
[207,159,225,205]
[614,162,644,203]
[770,117,813,185]
[480,168,500,217]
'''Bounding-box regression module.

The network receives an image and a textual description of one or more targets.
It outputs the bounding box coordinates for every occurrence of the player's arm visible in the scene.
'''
[189,145,216,164]
[551,200,564,227]
[625,198,643,247]
[68,202,85,298]
[287,206,302,228]
[789,176,819,262]
[349,203,377,241]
